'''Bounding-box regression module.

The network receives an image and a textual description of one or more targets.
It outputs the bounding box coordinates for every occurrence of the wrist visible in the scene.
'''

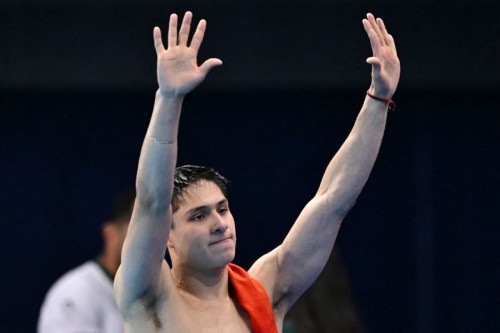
[155,90,186,116]
[157,89,186,102]
[367,85,393,98]
[366,90,396,111]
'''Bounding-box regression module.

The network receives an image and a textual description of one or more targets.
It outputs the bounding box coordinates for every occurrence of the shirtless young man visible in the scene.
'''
[114,11,400,333]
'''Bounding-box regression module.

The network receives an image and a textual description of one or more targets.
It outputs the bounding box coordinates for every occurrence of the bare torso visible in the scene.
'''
[125,286,253,333]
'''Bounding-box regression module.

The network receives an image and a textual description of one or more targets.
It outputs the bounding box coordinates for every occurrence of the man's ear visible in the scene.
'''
[102,221,119,243]
[167,235,174,248]
[102,222,112,241]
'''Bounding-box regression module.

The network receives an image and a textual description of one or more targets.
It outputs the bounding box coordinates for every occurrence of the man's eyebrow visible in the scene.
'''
[184,205,208,217]
[217,199,229,206]
[184,199,228,217]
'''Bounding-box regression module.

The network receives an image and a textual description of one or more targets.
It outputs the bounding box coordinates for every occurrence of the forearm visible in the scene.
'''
[135,90,184,211]
[316,96,388,215]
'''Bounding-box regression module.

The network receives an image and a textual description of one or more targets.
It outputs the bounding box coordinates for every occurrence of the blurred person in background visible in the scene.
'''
[37,189,135,333]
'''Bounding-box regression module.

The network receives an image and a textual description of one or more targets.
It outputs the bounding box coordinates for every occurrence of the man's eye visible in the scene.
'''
[219,208,228,215]
[191,214,205,221]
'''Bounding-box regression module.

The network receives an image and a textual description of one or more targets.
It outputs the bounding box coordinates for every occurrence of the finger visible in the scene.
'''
[168,13,178,48]
[377,18,390,44]
[386,34,398,58]
[190,19,207,52]
[367,13,386,47]
[378,19,398,57]
[378,18,394,48]
[362,18,381,53]
[199,58,223,75]
[153,27,165,53]
[178,11,193,46]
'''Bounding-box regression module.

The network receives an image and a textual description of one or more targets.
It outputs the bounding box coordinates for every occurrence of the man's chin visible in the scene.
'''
[212,251,236,268]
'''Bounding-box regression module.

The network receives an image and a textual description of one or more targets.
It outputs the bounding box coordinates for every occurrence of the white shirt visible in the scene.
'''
[37,261,124,333]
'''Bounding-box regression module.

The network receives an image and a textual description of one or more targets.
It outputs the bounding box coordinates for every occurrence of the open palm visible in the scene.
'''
[154,12,222,97]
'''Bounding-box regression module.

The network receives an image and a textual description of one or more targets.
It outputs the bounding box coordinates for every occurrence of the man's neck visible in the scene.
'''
[96,253,118,280]
[171,264,230,301]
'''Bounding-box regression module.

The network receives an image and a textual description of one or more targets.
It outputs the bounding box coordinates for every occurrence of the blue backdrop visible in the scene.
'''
[2,90,499,332]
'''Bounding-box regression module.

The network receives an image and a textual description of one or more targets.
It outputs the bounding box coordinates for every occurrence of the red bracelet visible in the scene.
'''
[366,91,396,111]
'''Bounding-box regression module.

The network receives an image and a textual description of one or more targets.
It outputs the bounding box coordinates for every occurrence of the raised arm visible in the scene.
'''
[249,13,400,314]
[114,11,222,315]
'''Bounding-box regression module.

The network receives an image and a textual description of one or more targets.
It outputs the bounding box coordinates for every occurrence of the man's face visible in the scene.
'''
[170,180,236,269]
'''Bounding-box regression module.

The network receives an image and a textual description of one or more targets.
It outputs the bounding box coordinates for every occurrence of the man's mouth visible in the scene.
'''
[209,237,232,245]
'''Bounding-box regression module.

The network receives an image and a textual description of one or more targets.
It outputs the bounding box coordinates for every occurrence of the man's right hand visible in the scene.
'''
[153,11,223,98]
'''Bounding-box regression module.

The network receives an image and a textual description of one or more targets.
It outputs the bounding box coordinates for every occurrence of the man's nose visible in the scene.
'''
[211,212,228,234]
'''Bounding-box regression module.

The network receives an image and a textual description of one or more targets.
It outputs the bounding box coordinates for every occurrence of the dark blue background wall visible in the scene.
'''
[1,1,499,332]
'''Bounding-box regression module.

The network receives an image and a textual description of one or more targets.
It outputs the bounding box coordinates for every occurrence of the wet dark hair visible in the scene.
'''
[172,165,229,212]
[106,188,136,224]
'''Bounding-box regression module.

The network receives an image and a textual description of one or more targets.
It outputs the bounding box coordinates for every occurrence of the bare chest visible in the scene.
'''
[128,294,253,333]
[180,300,251,332]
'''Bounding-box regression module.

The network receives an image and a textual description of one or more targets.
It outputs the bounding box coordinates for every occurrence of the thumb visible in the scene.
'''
[199,58,223,75]
[366,56,382,76]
